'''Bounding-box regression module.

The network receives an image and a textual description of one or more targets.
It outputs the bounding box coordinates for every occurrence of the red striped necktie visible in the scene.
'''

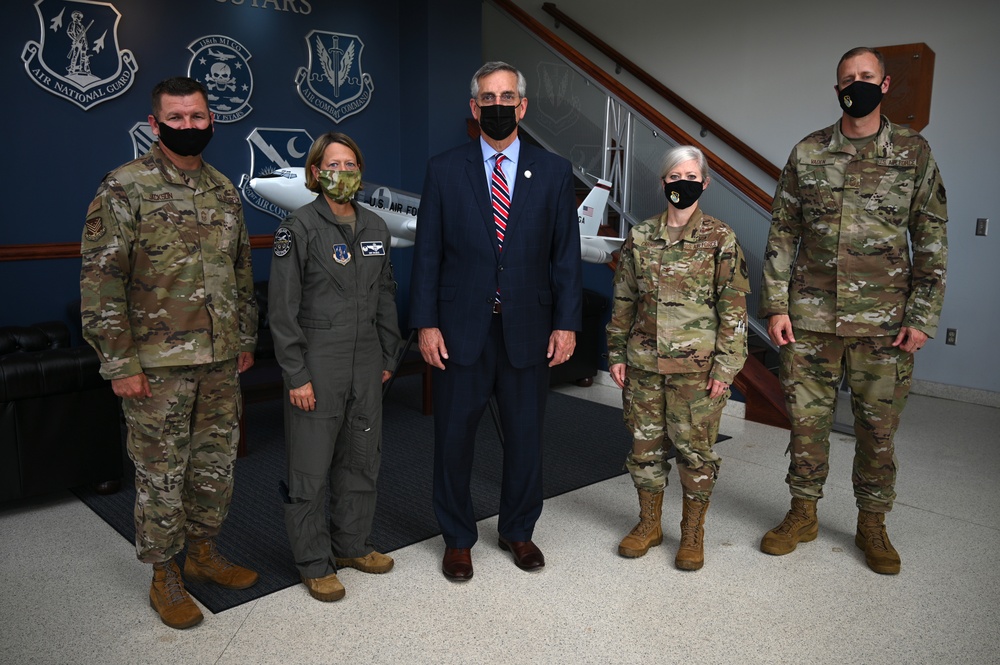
[491,153,510,252]
[491,153,510,306]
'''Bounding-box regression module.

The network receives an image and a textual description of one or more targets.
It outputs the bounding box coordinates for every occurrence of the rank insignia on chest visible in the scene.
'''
[333,243,352,265]
[361,241,385,256]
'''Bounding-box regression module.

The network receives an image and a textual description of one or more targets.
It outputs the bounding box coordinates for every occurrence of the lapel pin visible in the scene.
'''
[524,170,532,179]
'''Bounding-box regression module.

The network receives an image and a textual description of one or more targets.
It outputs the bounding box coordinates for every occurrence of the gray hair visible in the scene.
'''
[660,145,709,181]
[470,61,527,99]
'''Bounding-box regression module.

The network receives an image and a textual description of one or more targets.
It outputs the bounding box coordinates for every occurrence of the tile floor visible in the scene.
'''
[1,373,998,664]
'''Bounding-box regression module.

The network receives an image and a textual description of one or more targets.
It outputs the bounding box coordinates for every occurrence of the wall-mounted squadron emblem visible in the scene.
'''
[294,30,374,124]
[22,0,138,110]
[534,62,580,136]
[238,128,315,220]
[187,35,254,123]
[128,121,156,158]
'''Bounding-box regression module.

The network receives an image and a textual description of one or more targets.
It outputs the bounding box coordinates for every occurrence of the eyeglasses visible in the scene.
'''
[476,92,520,105]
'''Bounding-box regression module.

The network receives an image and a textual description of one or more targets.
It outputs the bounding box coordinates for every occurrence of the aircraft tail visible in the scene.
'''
[577,179,612,236]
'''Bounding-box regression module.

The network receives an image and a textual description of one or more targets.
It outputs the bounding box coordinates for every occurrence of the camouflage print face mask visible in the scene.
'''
[317,169,362,203]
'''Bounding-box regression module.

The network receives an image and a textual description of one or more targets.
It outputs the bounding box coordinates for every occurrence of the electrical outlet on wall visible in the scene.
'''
[946,328,957,345]
[976,218,988,236]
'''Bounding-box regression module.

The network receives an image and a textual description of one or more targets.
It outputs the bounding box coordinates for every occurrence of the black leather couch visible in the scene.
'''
[0,322,123,503]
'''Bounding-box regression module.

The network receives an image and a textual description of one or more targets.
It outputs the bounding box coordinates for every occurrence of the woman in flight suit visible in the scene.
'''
[269,132,401,602]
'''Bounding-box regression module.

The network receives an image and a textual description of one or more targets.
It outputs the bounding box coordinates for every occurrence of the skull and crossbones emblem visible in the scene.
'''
[205,62,236,92]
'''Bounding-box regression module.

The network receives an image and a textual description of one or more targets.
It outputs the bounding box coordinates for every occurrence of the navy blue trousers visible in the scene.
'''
[431,314,550,548]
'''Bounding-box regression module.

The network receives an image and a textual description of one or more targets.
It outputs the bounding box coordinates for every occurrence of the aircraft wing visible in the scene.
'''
[580,235,625,264]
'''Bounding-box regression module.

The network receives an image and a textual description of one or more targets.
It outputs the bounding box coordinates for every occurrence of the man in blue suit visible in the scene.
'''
[410,61,583,580]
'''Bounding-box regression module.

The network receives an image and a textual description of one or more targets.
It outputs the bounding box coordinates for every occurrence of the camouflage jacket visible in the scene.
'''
[761,117,948,337]
[80,143,258,380]
[607,209,750,384]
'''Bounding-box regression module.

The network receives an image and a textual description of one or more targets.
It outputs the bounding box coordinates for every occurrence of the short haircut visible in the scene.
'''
[304,132,365,194]
[151,77,208,116]
[660,145,709,182]
[837,47,886,81]
[470,61,527,99]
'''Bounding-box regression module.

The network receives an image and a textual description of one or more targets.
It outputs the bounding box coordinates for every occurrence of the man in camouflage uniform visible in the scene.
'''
[80,77,259,629]
[759,48,948,574]
[607,145,749,571]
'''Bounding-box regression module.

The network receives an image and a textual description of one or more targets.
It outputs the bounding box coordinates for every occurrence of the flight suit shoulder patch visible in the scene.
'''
[274,227,293,257]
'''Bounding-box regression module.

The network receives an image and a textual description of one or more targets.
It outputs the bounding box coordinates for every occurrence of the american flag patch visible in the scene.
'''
[581,205,593,217]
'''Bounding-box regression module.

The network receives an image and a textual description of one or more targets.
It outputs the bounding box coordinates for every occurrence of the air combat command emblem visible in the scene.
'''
[294,30,374,124]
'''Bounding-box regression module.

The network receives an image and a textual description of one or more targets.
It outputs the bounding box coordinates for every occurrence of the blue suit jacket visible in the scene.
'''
[409,139,583,368]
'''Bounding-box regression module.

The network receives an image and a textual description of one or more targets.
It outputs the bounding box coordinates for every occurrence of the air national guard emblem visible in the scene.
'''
[534,62,580,136]
[238,127,315,220]
[187,35,253,123]
[333,243,351,265]
[294,30,374,124]
[273,227,293,257]
[843,95,854,108]
[22,0,138,111]
[670,190,681,204]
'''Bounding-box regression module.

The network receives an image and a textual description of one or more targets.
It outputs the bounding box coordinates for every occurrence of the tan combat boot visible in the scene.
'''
[760,497,819,555]
[618,489,663,558]
[301,572,346,602]
[856,510,901,574]
[336,551,395,574]
[150,559,203,629]
[675,497,710,571]
[183,538,259,589]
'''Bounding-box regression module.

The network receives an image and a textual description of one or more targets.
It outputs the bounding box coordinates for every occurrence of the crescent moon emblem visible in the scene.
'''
[287,137,306,159]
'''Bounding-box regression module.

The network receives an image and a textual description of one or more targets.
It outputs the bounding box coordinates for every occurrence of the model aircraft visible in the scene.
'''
[249,168,621,262]
[249,169,419,248]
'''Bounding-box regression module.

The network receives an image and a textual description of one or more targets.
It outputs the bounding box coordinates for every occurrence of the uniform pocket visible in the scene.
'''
[298,316,332,329]
[687,390,728,451]
[348,415,378,471]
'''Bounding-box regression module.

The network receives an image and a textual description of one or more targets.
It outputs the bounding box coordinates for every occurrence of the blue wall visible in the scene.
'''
[1,0,480,335]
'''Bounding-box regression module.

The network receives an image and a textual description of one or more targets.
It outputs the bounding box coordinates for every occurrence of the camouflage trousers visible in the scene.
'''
[122,359,241,563]
[622,366,727,502]
[779,330,913,512]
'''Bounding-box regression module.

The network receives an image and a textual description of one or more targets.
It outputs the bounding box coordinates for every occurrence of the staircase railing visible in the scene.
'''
[541,2,781,183]
[486,0,788,427]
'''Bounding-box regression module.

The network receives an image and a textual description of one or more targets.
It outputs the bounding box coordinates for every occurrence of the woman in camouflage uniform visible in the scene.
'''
[606,145,749,570]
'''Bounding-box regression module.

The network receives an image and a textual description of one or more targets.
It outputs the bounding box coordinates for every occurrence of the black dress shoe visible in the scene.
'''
[497,537,545,571]
[442,547,473,580]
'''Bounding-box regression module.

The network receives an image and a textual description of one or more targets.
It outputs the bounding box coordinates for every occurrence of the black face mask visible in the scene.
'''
[837,80,884,118]
[663,179,704,210]
[477,104,518,141]
[156,120,214,157]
